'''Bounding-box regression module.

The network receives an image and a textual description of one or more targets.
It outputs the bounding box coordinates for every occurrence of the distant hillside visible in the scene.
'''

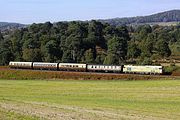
[1,10,180,32]
[0,22,26,31]
[100,10,180,26]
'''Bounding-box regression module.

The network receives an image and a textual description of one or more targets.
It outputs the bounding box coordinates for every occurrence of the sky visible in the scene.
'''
[1,0,180,24]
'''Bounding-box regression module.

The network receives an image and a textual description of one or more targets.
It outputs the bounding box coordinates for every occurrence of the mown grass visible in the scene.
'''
[0,109,39,120]
[0,79,180,119]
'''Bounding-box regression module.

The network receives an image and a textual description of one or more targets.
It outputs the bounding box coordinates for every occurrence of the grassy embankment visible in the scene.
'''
[0,79,180,120]
[0,68,179,80]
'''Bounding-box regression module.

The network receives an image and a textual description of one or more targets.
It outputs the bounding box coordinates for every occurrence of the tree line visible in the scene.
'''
[0,20,179,65]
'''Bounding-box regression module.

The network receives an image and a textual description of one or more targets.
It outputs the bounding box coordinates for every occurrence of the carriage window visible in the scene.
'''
[127,68,131,71]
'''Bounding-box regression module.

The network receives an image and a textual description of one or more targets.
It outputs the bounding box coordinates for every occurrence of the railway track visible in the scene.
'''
[0,66,10,70]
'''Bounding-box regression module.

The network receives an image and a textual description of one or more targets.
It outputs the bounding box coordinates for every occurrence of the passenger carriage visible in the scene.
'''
[87,64,123,73]
[9,62,33,69]
[58,63,87,72]
[32,62,58,70]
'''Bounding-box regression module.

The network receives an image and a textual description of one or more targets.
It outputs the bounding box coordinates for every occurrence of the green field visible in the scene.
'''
[0,80,180,120]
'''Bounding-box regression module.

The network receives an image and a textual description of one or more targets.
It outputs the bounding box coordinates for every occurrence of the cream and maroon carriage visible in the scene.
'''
[32,62,58,70]
[87,64,123,73]
[9,62,33,69]
[58,63,87,72]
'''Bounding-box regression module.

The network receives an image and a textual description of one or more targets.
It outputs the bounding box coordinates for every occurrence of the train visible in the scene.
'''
[9,61,163,75]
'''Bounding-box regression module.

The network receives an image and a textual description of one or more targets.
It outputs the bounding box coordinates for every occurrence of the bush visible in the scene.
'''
[164,65,179,75]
